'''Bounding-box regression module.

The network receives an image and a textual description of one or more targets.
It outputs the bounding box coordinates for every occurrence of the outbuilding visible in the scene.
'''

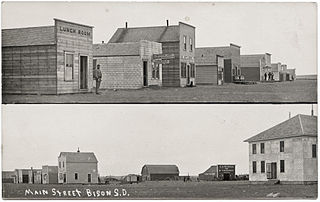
[42,165,58,184]
[58,150,98,184]
[199,165,236,181]
[93,40,162,89]
[141,164,179,181]
[2,18,93,94]
[196,44,241,83]
[2,171,16,183]
[244,114,317,183]
[240,53,272,81]
[108,21,196,87]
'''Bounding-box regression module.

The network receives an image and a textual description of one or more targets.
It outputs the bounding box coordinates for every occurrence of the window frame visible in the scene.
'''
[312,144,317,158]
[183,35,187,51]
[64,52,74,81]
[252,144,257,154]
[261,161,265,173]
[260,143,265,154]
[252,161,257,173]
[189,37,193,52]
[280,141,284,152]
[75,173,78,180]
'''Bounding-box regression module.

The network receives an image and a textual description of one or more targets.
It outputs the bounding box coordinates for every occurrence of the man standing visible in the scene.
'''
[94,64,102,94]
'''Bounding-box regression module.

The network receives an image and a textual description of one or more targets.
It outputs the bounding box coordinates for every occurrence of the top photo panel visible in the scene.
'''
[1,2,317,104]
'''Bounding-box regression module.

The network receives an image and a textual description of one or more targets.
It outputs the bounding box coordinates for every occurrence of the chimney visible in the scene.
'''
[311,104,314,116]
[77,147,80,153]
[125,22,128,29]
[166,20,169,27]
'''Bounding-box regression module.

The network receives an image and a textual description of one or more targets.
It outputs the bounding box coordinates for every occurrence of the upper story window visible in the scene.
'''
[189,37,193,52]
[312,144,317,158]
[59,162,61,168]
[63,161,65,168]
[260,143,265,154]
[183,36,187,51]
[65,53,74,81]
[252,144,257,154]
[280,141,284,152]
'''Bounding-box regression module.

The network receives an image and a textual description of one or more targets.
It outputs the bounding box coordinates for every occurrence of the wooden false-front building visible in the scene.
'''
[2,18,93,94]
[108,21,196,87]
[240,53,272,81]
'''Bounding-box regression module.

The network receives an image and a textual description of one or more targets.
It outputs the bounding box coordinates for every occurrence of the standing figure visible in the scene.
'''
[264,72,267,81]
[94,64,102,94]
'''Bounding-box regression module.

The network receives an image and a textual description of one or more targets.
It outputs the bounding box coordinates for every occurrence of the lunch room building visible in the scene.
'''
[93,40,162,89]
[2,18,93,94]
[108,21,196,87]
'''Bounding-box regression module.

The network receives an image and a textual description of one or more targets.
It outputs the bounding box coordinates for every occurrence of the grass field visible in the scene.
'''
[2,80,317,104]
[2,181,317,199]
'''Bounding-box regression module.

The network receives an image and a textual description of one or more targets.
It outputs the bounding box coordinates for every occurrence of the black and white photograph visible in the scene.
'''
[1,2,317,103]
[1,1,318,200]
[1,105,318,199]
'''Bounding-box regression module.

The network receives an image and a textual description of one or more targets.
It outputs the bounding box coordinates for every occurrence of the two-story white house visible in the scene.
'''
[58,150,98,184]
[244,114,317,183]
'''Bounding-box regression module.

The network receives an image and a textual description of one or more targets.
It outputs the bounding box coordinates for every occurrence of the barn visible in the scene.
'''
[93,40,162,89]
[58,150,99,184]
[108,21,196,87]
[2,18,93,94]
[199,165,236,181]
[42,165,58,184]
[244,114,317,183]
[195,48,224,85]
[240,53,272,81]
[141,165,179,181]
[196,44,241,84]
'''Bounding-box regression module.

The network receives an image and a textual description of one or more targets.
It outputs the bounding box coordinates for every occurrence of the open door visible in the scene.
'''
[80,56,88,89]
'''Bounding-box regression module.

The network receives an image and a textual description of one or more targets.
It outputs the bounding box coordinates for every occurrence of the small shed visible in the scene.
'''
[141,165,179,181]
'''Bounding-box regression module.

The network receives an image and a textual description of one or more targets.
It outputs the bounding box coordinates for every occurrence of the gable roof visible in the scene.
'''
[2,26,55,47]
[108,25,180,43]
[202,165,217,174]
[59,152,98,163]
[93,42,141,57]
[244,114,317,142]
[142,165,179,174]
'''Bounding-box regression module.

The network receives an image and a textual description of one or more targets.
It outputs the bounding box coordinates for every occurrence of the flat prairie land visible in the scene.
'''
[2,80,317,104]
[2,181,317,199]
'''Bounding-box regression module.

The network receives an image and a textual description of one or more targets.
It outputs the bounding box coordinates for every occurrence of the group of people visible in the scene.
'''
[264,72,274,81]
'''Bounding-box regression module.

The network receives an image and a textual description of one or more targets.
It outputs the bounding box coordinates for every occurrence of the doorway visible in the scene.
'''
[88,174,92,183]
[63,174,67,183]
[186,64,190,84]
[80,56,88,89]
[143,61,148,87]
[267,162,277,179]
[223,173,230,181]
[22,175,29,183]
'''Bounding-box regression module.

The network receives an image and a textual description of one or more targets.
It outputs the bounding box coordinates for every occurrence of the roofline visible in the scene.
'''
[244,134,317,143]
[2,25,54,31]
[179,21,195,28]
[54,18,94,28]
[93,54,140,57]
[241,53,271,57]
[116,24,179,30]
[230,43,241,48]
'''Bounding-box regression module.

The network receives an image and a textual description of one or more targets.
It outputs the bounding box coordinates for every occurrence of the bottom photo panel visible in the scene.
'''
[1,104,318,199]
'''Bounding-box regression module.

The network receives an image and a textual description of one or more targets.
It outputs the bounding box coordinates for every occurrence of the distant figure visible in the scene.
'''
[264,73,267,81]
[93,64,102,94]
[268,72,272,81]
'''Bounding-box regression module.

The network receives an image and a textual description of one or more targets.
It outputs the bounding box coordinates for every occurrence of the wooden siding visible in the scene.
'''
[241,67,260,81]
[196,65,217,85]
[161,42,180,87]
[2,45,57,94]
[55,19,93,94]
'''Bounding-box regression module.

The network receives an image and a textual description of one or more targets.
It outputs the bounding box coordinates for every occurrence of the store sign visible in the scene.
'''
[58,26,91,37]
[218,165,235,172]
[153,59,170,64]
[153,54,175,60]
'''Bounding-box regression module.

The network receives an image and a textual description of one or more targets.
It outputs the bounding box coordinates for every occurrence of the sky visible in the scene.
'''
[1,2,317,75]
[2,104,317,176]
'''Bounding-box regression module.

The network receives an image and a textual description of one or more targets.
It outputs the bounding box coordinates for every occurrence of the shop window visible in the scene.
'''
[280,141,284,152]
[189,37,193,52]
[280,160,285,173]
[252,144,257,154]
[181,62,186,78]
[312,144,317,158]
[65,53,74,81]
[253,161,257,173]
[75,173,78,180]
[152,63,160,79]
[183,36,187,51]
[261,161,265,173]
[260,143,265,154]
